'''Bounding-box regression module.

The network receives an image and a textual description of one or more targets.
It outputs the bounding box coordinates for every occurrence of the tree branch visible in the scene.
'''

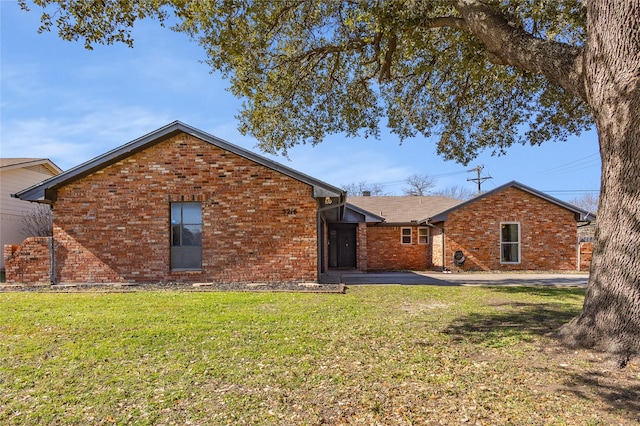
[448,0,587,101]
[420,16,469,31]
[379,33,397,83]
[297,39,367,63]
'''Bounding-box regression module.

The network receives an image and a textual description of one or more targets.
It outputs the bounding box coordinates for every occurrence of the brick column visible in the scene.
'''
[357,223,367,272]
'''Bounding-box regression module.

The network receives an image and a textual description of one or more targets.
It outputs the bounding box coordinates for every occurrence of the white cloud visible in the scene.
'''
[1,108,172,170]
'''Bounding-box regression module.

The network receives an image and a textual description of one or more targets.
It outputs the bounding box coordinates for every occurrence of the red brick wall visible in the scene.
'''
[53,224,126,283]
[357,223,367,271]
[579,242,593,272]
[51,132,318,284]
[4,237,51,285]
[365,225,431,271]
[444,187,578,271]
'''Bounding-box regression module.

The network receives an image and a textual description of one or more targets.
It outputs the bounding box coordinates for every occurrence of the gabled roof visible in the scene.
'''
[347,195,461,223]
[14,121,344,202]
[344,203,385,222]
[0,158,62,175]
[425,181,596,223]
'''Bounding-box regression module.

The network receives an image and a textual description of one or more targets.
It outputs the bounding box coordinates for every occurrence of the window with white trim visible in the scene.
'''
[500,222,520,264]
[401,227,412,244]
[418,227,429,244]
[171,202,203,270]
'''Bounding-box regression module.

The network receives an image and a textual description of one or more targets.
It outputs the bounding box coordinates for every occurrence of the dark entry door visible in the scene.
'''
[329,225,357,268]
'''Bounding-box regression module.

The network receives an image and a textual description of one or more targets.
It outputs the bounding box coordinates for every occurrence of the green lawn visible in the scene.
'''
[1,286,638,425]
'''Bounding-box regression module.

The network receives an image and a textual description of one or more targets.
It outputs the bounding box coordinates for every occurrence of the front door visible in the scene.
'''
[329,225,357,268]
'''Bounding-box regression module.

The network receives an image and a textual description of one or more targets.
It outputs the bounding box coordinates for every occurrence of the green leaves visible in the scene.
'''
[22,0,172,49]
[21,0,593,163]
[176,0,591,163]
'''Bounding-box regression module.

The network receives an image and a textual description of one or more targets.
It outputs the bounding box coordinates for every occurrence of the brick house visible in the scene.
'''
[6,121,344,285]
[342,181,595,272]
[334,196,459,271]
[6,122,595,285]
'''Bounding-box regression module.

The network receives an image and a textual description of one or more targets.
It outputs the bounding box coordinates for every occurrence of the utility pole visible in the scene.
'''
[467,165,492,194]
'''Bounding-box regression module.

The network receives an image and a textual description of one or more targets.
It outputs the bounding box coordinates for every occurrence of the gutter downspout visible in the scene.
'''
[577,238,581,272]
[317,196,347,281]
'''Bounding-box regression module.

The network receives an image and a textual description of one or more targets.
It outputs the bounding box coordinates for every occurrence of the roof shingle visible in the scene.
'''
[347,196,461,223]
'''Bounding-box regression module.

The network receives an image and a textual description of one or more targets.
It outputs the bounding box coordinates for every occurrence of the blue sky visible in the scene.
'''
[1,1,601,200]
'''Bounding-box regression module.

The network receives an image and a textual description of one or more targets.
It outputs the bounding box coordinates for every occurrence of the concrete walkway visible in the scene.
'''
[322,270,589,287]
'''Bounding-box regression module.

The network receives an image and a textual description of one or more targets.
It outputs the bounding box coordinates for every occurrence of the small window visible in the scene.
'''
[401,227,412,244]
[418,227,429,244]
[171,202,202,270]
[500,222,520,264]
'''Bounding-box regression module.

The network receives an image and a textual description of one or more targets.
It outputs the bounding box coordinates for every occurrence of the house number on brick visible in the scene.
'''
[283,208,297,215]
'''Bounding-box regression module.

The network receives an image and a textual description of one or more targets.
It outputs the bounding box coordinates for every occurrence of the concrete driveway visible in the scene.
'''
[330,271,589,287]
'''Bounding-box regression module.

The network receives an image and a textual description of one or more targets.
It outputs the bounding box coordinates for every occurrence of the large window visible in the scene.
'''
[500,222,520,264]
[171,203,202,270]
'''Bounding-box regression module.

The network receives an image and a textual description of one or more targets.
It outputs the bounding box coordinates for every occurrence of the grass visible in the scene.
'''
[0,286,638,425]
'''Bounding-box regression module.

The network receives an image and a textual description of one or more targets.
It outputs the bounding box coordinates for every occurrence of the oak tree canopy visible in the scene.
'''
[23,0,592,163]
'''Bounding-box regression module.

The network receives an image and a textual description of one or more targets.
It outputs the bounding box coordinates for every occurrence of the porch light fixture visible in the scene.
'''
[324,196,333,205]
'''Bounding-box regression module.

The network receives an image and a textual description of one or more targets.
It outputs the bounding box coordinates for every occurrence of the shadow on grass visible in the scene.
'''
[562,370,640,422]
[443,286,585,343]
[443,294,640,423]
[443,301,581,344]
[485,285,586,300]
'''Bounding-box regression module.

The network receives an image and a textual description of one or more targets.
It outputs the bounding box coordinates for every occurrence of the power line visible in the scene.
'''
[543,189,600,194]
[541,189,600,194]
[351,155,600,193]
[517,153,600,180]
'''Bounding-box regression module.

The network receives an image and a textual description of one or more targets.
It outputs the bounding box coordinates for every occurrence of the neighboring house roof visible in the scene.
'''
[347,195,461,224]
[425,180,597,223]
[344,203,386,222]
[578,221,596,239]
[14,121,345,202]
[0,158,62,175]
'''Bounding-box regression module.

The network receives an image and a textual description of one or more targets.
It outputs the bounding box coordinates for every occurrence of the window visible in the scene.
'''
[401,227,412,244]
[171,203,202,270]
[418,227,429,244]
[500,222,520,264]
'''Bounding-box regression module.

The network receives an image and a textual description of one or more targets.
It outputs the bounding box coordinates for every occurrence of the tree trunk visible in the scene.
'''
[559,0,640,365]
